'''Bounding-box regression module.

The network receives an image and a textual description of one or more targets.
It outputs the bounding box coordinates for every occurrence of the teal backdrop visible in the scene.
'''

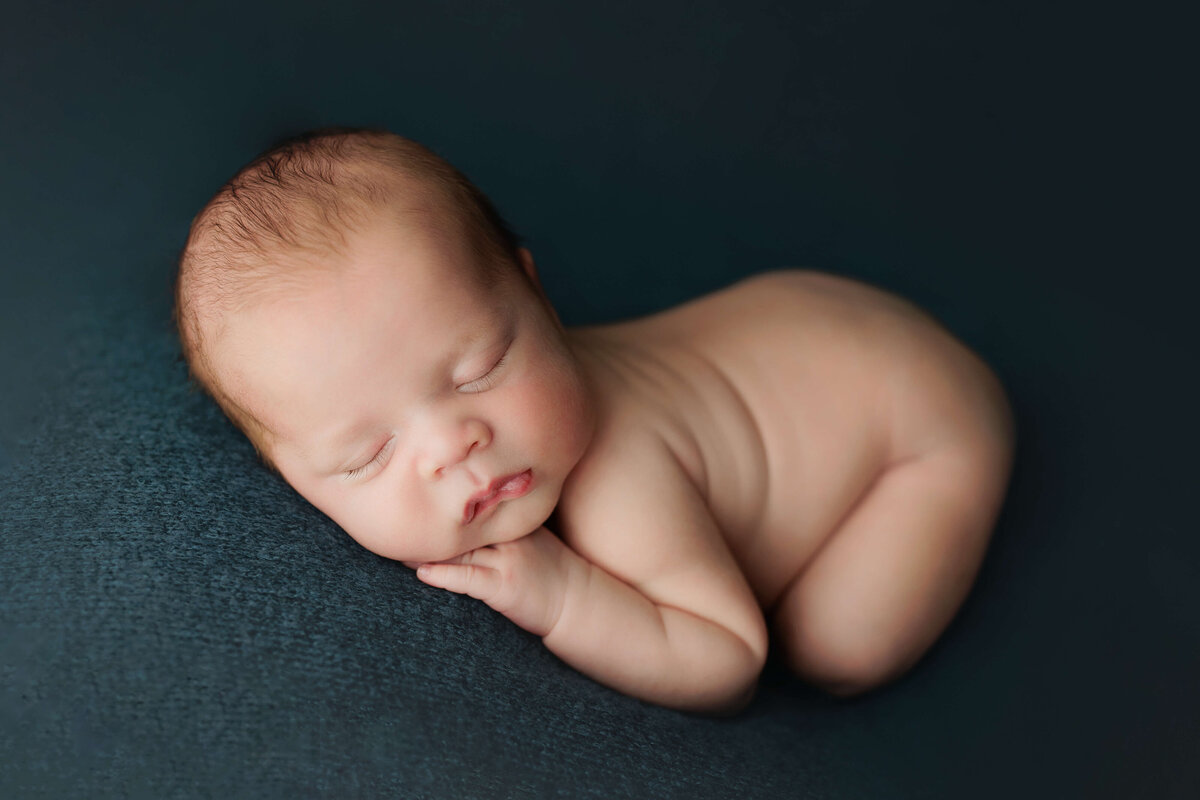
[1,2,1196,798]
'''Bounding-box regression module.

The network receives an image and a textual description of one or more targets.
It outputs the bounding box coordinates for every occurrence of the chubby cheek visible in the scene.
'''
[516,359,592,467]
[300,480,425,561]
[360,481,447,560]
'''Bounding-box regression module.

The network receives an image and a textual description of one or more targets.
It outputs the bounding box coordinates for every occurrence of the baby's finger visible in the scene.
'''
[431,547,500,569]
[416,562,501,601]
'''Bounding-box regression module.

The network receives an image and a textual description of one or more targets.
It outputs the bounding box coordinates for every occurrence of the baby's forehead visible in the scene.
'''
[203,208,524,351]
[216,267,522,415]
[248,251,514,334]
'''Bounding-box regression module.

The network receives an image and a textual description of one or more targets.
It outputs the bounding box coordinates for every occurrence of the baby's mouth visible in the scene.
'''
[463,469,533,524]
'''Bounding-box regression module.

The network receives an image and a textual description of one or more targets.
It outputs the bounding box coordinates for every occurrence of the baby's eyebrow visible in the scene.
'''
[436,320,500,374]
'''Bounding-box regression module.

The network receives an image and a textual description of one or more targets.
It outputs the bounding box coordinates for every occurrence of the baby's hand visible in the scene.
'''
[413,527,581,637]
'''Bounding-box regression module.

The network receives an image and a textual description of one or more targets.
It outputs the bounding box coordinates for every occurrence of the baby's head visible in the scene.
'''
[175,128,595,562]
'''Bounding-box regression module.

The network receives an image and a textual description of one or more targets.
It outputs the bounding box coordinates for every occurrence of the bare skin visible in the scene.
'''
[550,271,1016,704]
[211,215,1015,713]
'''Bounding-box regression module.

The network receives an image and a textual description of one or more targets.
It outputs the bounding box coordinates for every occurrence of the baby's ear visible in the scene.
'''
[517,247,562,327]
[517,247,540,287]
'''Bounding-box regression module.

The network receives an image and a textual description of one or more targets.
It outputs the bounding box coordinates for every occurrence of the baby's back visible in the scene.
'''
[567,270,1010,607]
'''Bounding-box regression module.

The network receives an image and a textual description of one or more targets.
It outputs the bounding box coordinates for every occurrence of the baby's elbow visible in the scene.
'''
[714,622,769,712]
[700,673,762,716]
[680,638,767,715]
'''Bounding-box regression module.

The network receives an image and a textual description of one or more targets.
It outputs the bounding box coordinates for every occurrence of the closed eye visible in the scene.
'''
[458,352,509,393]
[344,436,395,481]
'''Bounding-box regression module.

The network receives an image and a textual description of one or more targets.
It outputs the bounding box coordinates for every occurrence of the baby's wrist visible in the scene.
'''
[542,544,591,643]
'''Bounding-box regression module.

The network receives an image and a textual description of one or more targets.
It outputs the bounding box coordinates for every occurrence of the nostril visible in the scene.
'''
[418,459,443,480]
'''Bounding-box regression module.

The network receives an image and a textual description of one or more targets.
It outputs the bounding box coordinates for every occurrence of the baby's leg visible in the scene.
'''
[771,440,1013,697]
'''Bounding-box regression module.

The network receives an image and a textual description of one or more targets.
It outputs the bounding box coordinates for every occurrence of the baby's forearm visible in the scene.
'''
[414,528,763,711]
[544,551,764,712]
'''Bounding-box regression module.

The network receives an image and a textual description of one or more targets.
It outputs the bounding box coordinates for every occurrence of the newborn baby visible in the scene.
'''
[175,127,1015,712]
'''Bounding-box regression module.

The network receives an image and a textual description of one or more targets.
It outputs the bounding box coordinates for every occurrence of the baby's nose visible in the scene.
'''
[416,418,491,480]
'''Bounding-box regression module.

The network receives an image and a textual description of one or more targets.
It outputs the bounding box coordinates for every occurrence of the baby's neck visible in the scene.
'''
[545,505,564,534]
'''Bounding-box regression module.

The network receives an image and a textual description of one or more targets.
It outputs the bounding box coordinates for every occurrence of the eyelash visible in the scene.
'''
[345,437,395,480]
[460,353,508,393]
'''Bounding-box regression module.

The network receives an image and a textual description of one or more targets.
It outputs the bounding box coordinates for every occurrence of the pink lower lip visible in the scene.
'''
[463,469,533,524]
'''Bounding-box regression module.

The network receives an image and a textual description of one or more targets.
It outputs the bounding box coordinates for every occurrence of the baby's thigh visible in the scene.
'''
[771,443,1012,696]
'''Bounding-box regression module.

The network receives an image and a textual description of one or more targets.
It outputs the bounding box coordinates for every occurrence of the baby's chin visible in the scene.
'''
[377,518,551,565]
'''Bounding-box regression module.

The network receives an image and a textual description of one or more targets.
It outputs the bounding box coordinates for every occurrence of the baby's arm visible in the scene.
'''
[416,432,768,713]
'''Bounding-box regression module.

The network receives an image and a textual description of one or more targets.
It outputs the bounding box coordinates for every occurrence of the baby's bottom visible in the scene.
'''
[770,442,1012,697]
